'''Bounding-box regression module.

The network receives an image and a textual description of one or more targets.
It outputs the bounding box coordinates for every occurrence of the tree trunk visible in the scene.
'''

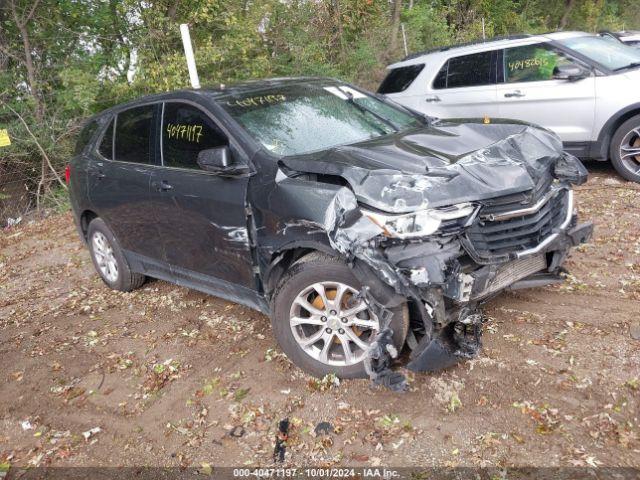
[559,0,575,30]
[390,0,402,51]
[334,0,346,58]
[10,0,44,122]
[17,24,42,122]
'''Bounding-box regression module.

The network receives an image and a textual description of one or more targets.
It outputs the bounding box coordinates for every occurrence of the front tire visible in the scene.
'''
[610,114,640,182]
[87,218,146,292]
[271,252,408,379]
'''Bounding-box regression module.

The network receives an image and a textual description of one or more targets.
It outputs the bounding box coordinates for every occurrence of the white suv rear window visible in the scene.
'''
[378,64,425,94]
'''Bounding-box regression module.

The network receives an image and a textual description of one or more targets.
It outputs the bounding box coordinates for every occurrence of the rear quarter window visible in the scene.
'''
[75,120,99,155]
[98,120,114,160]
[378,64,425,94]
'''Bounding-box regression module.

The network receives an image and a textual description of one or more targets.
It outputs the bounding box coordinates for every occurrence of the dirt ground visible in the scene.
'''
[1,163,639,471]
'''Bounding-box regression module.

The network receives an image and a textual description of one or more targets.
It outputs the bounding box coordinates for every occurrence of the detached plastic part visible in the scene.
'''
[407,309,483,372]
[273,418,289,463]
[364,327,407,391]
[355,287,407,391]
[553,153,589,185]
[406,335,460,372]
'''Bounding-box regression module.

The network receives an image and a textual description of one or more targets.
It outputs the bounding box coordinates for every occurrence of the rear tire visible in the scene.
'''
[271,252,408,379]
[610,114,640,182]
[87,218,146,292]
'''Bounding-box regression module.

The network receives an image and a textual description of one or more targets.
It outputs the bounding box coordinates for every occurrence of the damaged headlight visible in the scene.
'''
[362,203,474,239]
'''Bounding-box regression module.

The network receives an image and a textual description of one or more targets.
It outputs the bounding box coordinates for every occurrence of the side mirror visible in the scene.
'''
[552,64,589,81]
[197,146,251,176]
[197,146,231,171]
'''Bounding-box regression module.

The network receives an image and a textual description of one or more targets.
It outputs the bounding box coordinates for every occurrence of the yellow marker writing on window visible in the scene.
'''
[508,57,548,72]
[0,129,11,147]
[166,123,203,143]
[226,94,286,108]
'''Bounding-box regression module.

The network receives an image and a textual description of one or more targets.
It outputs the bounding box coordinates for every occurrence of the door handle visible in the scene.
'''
[504,90,525,98]
[94,162,106,179]
[152,180,173,192]
[425,95,441,103]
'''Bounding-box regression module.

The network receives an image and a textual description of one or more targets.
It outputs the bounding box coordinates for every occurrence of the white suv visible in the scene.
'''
[380,31,640,182]
[600,30,640,48]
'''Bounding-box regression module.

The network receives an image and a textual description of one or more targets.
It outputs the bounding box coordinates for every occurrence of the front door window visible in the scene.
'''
[502,44,574,83]
[161,103,228,169]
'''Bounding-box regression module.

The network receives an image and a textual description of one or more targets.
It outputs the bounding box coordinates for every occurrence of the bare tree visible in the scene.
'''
[8,0,44,122]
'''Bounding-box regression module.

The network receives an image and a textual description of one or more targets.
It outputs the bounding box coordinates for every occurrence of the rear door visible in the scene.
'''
[423,50,499,119]
[149,101,255,292]
[88,104,165,263]
[495,42,596,142]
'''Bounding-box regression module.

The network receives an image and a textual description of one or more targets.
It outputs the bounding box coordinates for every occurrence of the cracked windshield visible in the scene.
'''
[220,84,421,156]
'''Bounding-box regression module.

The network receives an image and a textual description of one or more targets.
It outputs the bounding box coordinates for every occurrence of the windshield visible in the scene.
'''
[558,35,640,70]
[219,83,421,156]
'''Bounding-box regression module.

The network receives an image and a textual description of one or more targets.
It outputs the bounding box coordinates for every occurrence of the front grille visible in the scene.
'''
[466,186,569,258]
[478,174,553,216]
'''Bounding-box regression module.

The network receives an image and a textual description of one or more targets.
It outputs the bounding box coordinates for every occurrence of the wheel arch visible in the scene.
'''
[594,103,640,160]
[79,209,99,241]
[262,241,342,298]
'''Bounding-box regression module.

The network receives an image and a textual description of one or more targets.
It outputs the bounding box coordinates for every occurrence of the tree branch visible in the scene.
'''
[0,43,24,63]
[23,0,42,24]
[4,103,67,191]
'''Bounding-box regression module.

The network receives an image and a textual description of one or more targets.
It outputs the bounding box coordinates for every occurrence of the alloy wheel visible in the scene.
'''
[91,231,119,283]
[619,126,640,176]
[289,281,379,367]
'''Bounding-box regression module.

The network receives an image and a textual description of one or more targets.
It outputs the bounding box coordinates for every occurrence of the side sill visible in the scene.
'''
[123,250,269,315]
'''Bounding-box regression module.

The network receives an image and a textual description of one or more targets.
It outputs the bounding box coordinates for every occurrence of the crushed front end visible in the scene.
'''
[309,122,594,379]
[380,172,592,372]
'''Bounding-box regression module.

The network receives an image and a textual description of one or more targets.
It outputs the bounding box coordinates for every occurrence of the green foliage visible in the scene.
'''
[0,0,638,217]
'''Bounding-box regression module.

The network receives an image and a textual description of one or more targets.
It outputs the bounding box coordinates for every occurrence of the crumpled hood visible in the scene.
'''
[282,120,565,212]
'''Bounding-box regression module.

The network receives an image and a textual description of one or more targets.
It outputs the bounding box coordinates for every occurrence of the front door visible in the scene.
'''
[149,101,256,296]
[88,104,165,262]
[495,43,596,143]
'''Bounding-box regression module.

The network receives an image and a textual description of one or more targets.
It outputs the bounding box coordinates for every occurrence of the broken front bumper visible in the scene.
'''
[461,218,593,302]
[324,179,592,381]
[379,196,593,375]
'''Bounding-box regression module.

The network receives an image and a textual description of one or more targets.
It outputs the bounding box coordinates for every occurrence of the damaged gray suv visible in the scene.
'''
[68,78,592,384]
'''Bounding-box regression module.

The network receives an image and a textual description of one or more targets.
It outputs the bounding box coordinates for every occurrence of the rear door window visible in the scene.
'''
[378,64,425,94]
[161,103,228,170]
[98,120,114,160]
[114,105,154,164]
[433,51,494,89]
[502,43,573,83]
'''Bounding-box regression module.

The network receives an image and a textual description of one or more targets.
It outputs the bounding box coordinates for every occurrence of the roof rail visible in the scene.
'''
[401,34,532,61]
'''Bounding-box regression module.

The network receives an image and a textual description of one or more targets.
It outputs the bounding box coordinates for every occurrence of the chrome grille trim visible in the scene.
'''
[465,186,573,261]
[481,187,563,222]
[515,189,573,259]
